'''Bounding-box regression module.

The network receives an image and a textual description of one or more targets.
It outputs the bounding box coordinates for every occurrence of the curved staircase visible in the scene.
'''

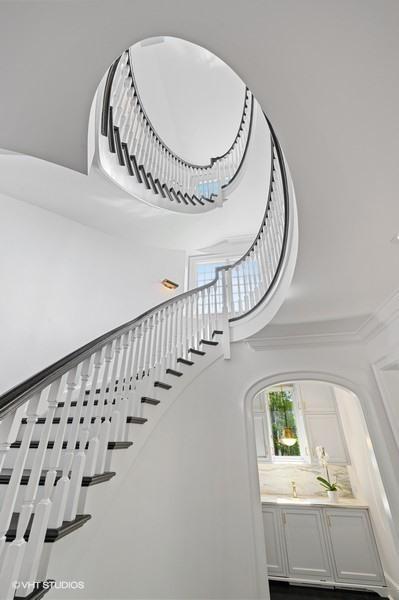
[0,49,297,599]
[97,49,254,213]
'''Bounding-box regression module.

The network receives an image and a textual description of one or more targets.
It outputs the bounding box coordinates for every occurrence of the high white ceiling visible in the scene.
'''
[0,0,398,325]
[131,37,245,165]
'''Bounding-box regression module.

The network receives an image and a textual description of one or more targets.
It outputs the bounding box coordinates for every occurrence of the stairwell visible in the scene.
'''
[0,43,297,600]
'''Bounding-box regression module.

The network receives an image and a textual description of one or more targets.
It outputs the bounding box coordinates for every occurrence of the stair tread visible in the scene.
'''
[212,330,223,337]
[126,416,148,424]
[141,397,160,406]
[0,470,116,487]
[22,415,137,425]
[14,579,54,600]
[188,348,206,356]
[166,368,183,377]
[177,357,194,366]
[6,513,91,543]
[200,339,219,346]
[154,381,172,390]
[10,440,132,450]
[57,398,116,408]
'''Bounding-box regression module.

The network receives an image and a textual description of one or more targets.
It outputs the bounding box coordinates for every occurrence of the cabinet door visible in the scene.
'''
[305,413,349,464]
[262,507,287,577]
[283,508,333,581]
[254,414,269,460]
[298,382,336,413]
[325,509,385,585]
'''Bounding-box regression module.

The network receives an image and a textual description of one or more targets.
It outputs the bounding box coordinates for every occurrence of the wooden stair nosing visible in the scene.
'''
[0,470,116,488]
[130,154,143,182]
[154,381,172,390]
[113,126,125,166]
[138,165,151,189]
[141,397,160,406]
[122,143,134,175]
[177,357,194,366]
[212,329,223,337]
[10,440,133,451]
[188,348,206,356]
[154,178,166,198]
[147,172,159,195]
[199,339,219,346]
[165,368,183,377]
[22,414,144,426]
[126,416,148,424]
[6,513,91,543]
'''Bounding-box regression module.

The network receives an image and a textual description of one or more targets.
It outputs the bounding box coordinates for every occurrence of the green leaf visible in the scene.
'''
[317,476,334,491]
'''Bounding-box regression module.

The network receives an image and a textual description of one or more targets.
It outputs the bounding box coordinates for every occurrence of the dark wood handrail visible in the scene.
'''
[127,48,251,172]
[0,114,290,419]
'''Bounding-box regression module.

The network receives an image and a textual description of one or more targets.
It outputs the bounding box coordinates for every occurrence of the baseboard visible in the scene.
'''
[385,573,399,600]
[269,576,389,598]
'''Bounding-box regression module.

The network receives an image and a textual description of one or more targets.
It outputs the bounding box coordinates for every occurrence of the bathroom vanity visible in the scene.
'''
[261,495,388,597]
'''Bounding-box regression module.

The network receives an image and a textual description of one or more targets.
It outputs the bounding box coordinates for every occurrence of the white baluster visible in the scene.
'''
[16,380,62,595]
[0,393,41,596]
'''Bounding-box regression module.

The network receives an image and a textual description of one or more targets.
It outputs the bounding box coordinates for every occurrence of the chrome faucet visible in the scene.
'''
[291,481,297,499]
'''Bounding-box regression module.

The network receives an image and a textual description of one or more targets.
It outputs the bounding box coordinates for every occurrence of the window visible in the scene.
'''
[196,180,220,198]
[187,251,259,314]
[187,253,240,314]
[253,384,309,463]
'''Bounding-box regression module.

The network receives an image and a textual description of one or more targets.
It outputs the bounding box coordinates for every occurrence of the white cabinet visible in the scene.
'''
[298,382,336,413]
[283,508,332,580]
[261,503,386,592]
[305,413,349,465]
[262,508,286,577]
[254,414,269,460]
[325,508,385,585]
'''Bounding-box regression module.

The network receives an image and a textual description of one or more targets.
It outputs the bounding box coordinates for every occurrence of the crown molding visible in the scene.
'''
[357,288,399,343]
[247,289,399,352]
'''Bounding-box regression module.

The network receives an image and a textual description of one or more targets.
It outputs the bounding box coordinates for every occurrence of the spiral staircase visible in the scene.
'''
[0,45,297,600]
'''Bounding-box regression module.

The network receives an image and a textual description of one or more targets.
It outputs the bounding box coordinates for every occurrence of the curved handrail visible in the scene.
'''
[0,114,288,419]
[0,112,291,597]
[99,50,254,208]
[127,48,251,171]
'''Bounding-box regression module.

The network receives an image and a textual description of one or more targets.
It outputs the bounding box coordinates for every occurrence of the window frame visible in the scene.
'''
[255,383,310,465]
[186,251,240,291]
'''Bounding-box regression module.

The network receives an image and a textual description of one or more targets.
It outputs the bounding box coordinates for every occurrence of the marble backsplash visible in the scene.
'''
[258,462,353,498]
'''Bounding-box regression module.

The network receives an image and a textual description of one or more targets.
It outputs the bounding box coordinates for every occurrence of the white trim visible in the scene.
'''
[248,287,399,352]
[243,369,399,599]
[269,576,389,598]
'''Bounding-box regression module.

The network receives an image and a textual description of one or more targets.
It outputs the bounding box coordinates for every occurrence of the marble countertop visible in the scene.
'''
[260,494,368,509]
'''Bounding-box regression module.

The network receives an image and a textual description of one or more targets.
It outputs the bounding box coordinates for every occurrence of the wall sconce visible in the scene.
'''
[161,279,179,290]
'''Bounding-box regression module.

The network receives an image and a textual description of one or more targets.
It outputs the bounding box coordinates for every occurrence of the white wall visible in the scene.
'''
[45,339,399,600]
[335,386,399,587]
[0,193,185,393]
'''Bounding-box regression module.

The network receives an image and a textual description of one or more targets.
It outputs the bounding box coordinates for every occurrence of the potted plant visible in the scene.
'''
[315,446,340,502]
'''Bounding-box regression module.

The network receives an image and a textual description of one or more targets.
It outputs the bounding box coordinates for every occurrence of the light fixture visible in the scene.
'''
[277,384,298,447]
[161,278,179,290]
[279,427,298,447]
[391,233,399,244]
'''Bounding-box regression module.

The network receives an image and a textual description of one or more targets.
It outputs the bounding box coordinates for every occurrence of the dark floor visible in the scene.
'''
[269,581,380,599]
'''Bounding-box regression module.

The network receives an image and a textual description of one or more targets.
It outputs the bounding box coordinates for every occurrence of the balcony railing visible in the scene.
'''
[99,50,254,211]
[0,109,289,598]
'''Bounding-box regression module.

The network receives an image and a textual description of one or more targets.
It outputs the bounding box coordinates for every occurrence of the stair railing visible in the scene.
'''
[100,50,254,209]
[0,116,288,599]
